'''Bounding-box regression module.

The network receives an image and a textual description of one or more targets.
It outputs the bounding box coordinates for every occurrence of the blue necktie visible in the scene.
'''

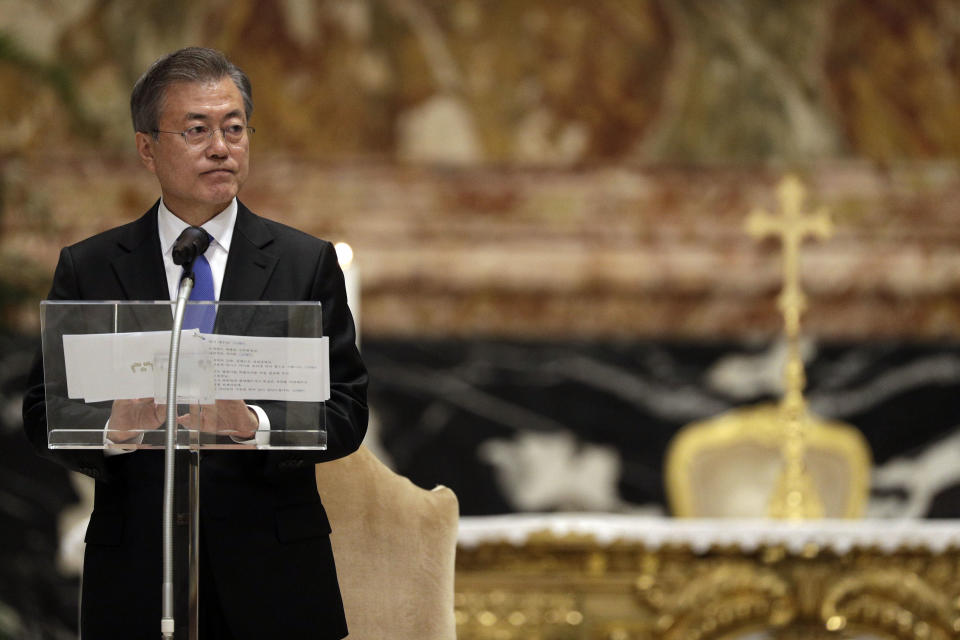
[183,249,216,333]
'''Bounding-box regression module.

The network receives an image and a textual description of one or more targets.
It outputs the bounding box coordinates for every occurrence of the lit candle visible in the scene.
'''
[334,242,361,347]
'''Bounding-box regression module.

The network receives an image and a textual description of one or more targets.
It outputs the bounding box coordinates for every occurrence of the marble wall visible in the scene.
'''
[4,157,960,338]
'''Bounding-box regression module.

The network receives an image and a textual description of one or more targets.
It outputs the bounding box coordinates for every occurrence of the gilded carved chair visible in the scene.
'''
[665,404,872,518]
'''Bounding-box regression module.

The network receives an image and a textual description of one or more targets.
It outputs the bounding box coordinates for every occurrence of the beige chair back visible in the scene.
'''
[316,446,459,639]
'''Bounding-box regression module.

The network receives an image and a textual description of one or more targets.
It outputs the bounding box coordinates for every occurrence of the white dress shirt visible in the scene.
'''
[106,198,267,452]
[157,198,234,302]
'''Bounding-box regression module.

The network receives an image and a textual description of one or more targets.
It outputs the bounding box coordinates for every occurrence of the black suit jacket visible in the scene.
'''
[22,201,368,639]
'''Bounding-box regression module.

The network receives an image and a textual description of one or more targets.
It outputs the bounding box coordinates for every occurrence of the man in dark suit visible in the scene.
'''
[22,47,367,639]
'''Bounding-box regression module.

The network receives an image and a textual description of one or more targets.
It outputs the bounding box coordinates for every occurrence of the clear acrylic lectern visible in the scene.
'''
[40,300,330,639]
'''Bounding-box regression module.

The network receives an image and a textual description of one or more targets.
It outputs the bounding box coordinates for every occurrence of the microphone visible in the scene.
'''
[172,226,210,268]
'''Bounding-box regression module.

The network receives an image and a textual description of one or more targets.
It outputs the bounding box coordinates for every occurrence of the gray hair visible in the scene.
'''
[130,47,253,134]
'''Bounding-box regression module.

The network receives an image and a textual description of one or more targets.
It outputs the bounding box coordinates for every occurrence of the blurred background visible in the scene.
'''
[3,0,960,637]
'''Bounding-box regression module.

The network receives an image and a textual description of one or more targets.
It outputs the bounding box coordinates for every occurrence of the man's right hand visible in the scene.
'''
[107,398,165,442]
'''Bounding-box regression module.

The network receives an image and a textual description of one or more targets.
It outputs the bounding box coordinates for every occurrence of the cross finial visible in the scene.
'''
[746,174,832,337]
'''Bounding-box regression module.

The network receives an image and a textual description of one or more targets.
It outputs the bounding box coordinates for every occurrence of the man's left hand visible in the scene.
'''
[177,399,258,439]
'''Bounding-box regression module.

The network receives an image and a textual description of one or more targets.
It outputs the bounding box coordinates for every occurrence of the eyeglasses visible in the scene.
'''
[152,124,255,147]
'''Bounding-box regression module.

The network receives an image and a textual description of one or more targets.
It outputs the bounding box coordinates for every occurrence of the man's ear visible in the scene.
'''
[135,132,157,174]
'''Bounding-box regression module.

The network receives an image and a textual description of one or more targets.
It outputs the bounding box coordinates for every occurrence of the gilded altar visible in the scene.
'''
[454,516,960,640]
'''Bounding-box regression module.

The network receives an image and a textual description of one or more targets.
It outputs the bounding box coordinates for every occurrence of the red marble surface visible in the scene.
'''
[3,155,959,339]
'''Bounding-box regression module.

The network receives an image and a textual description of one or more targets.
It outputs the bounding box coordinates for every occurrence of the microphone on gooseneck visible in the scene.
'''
[172,226,211,274]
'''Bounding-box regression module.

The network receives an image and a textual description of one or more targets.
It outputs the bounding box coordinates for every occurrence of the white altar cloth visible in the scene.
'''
[458,514,960,554]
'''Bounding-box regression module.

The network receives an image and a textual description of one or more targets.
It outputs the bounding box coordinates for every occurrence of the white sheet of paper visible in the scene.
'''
[62,331,330,403]
[179,333,329,402]
[63,331,171,402]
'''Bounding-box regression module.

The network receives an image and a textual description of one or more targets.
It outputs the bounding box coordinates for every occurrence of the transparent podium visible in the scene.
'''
[40,300,330,639]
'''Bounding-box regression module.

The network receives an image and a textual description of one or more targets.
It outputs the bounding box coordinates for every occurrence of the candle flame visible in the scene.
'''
[334,242,354,268]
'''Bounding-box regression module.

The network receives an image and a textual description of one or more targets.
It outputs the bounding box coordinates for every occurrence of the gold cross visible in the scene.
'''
[745,174,834,520]
[746,174,832,338]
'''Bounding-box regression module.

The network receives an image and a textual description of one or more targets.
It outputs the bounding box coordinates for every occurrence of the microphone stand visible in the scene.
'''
[162,268,195,639]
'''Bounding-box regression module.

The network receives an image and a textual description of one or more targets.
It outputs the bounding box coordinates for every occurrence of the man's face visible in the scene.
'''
[135,77,250,224]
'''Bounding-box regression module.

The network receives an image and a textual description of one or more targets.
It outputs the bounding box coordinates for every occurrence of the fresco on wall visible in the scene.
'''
[3,0,960,165]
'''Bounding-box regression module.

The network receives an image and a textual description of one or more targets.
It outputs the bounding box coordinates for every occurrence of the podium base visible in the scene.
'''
[188,450,199,640]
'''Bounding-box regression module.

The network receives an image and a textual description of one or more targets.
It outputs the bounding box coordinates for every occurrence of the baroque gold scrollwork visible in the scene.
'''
[821,569,960,640]
[455,530,960,640]
[634,562,795,639]
[454,588,586,640]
